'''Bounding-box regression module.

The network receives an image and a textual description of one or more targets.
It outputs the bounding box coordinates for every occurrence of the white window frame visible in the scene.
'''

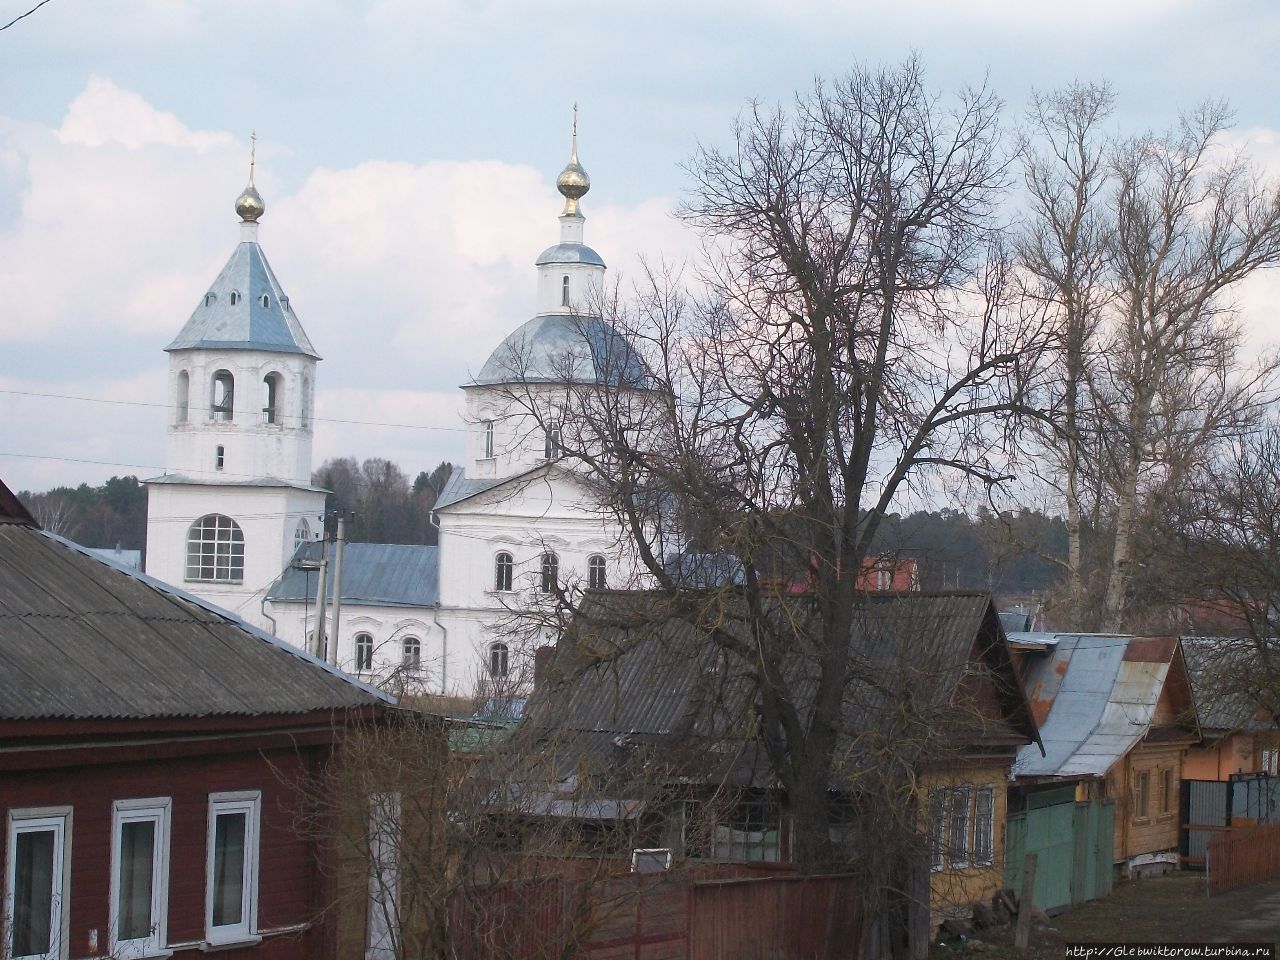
[110,798,172,960]
[482,420,495,459]
[493,552,514,593]
[205,792,261,948]
[401,636,421,673]
[947,786,971,870]
[588,554,607,590]
[972,787,994,867]
[354,633,374,673]
[366,792,401,960]
[5,807,72,960]
[927,790,947,873]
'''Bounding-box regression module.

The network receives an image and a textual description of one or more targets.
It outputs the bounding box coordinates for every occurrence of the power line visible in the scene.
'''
[0,0,54,32]
[0,388,470,434]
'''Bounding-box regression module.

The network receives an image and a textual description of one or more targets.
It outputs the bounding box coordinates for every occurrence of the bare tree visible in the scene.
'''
[1016,81,1116,625]
[1098,103,1280,628]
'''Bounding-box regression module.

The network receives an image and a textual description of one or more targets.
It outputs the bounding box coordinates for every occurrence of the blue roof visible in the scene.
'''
[267,542,439,608]
[167,240,319,358]
[535,242,606,267]
[472,314,650,387]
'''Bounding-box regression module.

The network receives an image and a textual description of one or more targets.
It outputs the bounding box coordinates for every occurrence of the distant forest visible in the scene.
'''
[18,462,1066,598]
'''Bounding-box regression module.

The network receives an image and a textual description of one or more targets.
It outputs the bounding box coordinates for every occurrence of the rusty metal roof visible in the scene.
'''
[0,522,392,720]
[1013,633,1184,780]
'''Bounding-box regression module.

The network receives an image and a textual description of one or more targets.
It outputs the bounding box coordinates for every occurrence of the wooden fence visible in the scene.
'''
[450,867,863,959]
[1207,819,1280,895]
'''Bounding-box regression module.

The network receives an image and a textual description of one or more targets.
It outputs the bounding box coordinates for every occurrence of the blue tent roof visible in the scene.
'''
[167,240,319,358]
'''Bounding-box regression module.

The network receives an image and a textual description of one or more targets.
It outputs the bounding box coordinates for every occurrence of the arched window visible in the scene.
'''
[229,291,240,306]
[540,552,559,593]
[215,445,225,471]
[258,294,270,308]
[176,370,190,423]
[483,420,495,459]
[561,275,570,306]
[402,636,421,672]
[211,370,234,422]
[588,554,607,590]
[543,423,561,460]
[354,633,373,672]
[204,292,217,307]
[494,552,513,592]
[488,642,509,678]
[262,373,282,424]
[294,518,311,551]
[185,514,244,582]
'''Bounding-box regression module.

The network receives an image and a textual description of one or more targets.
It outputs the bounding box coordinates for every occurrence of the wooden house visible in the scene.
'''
[0,478,393,960]
[1011,633,1199,901]
[508,590,1039,949]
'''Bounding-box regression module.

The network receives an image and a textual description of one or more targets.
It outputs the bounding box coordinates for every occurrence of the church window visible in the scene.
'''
[176,370,190,423]
[229,291,240,306]
[301,376,311,429]
[294,518,311,551]
[482,420,494,459]
[185,514,244,583]
[589,554,607,590]
[215,445,225,471]
[262,373,281,424]
[354,633,374,673]
[205,292,216,307]
[280,296,289,310]
[402,636,421,672]
[258,294,270,308]
[561,275,570,306]
[488,642,509,678]
[211,371,234,422]
[543,423,561,460]
[494,552,513,592]
[540,552,559,593]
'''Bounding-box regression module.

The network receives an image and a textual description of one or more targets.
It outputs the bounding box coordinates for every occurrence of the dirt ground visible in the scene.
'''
[934,873,1280,960]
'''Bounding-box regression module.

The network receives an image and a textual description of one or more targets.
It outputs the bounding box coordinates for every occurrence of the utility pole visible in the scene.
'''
[328,513,348,667]
[311,535,329,660]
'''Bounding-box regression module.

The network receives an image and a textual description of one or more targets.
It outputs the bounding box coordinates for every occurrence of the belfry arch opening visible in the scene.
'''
[210,371,234,422]
[262,372,283,424]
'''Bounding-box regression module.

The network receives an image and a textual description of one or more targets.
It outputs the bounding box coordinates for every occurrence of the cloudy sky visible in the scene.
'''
[2,0,1279,493]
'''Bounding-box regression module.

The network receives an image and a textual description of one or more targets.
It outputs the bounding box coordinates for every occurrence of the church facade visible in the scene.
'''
[146,130,649,697]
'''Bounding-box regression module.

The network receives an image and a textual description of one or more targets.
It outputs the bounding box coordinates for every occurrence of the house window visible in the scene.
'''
[262,373,281,424]
[561,275,570,306]
[494,552,513,592]
[5,808,70,960]
[875,564,892,592]
[355,633,374,673]
[294,518,311,551]
[1264,748,1279,776]
[176,370,190,424]
[402,636,421,672]
[543,423,561,460]
[111,798,171,960]
[482,420,495,459]
[206,792,260,946]
[711,802,781,862]
[488,642,509,678]
[588,554,606,590]
[1161,769,1173,816]
[948,786,971,869]
[185,514,245,583]
[367,793,401,960]
[210,370,234,421]
[928,790,947,872]
[540,552,559,594]
[1135,771,1151,821]
[972,787,994,866]
[215,445,225,471]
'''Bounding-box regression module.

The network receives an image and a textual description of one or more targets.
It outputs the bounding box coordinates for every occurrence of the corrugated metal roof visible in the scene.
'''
[1182,637,1271,733]
[0,523,391,720]
[521,591,1036,787]
[433,466,510,511]
[267,541,439,607]
[166,240,318,358]
[1013,634,1181,779]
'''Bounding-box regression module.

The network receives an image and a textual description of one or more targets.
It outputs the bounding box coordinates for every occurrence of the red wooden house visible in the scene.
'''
[0,479,392,960]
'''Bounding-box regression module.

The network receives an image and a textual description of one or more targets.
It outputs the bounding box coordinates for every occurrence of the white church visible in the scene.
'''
[144,130,652,697]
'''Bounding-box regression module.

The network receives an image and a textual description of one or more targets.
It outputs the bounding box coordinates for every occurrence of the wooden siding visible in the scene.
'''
[0,745,333,959]
[1109,744,1185,860]
[926,763,1010,918]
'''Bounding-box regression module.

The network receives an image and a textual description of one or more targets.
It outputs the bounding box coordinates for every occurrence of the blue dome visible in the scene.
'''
[473,314,649,387]
[535,242,606,267]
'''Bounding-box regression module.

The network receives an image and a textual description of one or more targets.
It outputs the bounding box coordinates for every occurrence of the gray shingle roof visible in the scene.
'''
[471,314,649,387]
[267,542,439,608]
[167,240,318,358]
[0,523,390,720]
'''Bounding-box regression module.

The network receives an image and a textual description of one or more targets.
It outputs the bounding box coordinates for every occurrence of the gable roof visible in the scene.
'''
[1013,633,1197,780]
[267,542,439,608]
[0,519,391,722]
[1181,636,1273,735]
[434,461,595,512]
[0,477,34,525]
[166,239,318,358]
[521,591,1038,788]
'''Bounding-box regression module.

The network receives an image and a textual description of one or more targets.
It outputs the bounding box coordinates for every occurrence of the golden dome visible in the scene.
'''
[235,183,265,223]
[557,107,590,216]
